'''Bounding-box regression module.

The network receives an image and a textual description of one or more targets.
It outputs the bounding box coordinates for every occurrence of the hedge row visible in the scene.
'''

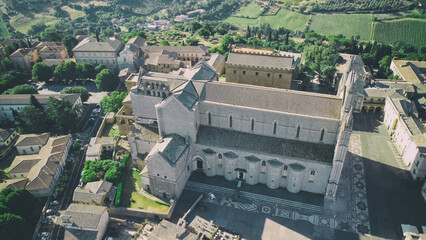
[121,152,131,168]
[115,182,123,206]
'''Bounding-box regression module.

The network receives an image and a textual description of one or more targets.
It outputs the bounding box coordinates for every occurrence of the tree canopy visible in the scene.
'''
[100,91,127,114]
[95,69,116,91]
[32,62,53,83]
[3,84,37,95]
[61,86,90,102]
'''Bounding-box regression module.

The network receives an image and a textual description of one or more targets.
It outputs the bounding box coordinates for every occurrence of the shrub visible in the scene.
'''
[115,182,122,206]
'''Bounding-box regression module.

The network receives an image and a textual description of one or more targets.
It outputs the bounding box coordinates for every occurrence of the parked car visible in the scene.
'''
[38,232,49,238]
[37,86,43,90]
[46,209,56,215]
[50,200,58,206]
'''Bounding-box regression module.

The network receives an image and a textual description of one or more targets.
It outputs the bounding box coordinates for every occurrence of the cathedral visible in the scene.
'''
[126,55,364,201]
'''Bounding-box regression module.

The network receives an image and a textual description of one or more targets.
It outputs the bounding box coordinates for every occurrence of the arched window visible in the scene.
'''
[296,125,300,138]
[273,122,277,134]
[262,161,266,167]
[251,119,254,131]
[208,112,211,125]
[146,90,151,95]
[283,165,288,171]
[229,115,233,128]
[320,129,325,141]
[218,153,222,159]
[311,170,315,175]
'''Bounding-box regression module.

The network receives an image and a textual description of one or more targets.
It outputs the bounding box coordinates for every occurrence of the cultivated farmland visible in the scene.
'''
[225,8,309,31]
[234,2,265,18]
[372,18,426,47]
[0,19,10,38]
[310,13,373,40]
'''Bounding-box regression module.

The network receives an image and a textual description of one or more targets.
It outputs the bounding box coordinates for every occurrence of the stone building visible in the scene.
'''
[9,48,39,73]
[390,60,425,84]
[72,180,114,206]
[117,40,144,71]
[5,134,72,197]
[61,204,109,240]
[225,52,297,89]
[73,36,124,71]
[141,46,209,64]
[127,68,359,200]
[0,94,82,124]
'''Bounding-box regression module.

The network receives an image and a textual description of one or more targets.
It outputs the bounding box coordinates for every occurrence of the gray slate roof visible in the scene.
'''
[73,37,123,52]
[0,128,15,142]
[183,61,218,81]
[202,82,342,120]
[0,94,80,106]
[15,133,50,147]
[152,134,188,165]
[62,204,107,229]
[226,53,294,69]
[72,181,113,205]
[141,46,208,54]
[172,81,199,110]
[197,126,334,163]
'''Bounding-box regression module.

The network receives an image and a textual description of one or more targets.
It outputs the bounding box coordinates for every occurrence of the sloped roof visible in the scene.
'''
[0,128,15,142]
[197,126,334,163]
[8,156,41,174]
[183,61,217,81]
[202,82,342,120]
[0,178,28,191]
[206,53,225,71]
[15,133,50,147]
[0,94,80,106]
[10,48,33,57]
[172,81,199,110]
[127,36,146,47]
[150,134,188,165]
[73,37,123,52]
[141,46,208,54]
[375,81,415,93]
[392,60,426,84]
[62,204,107,229]
[72,181,113,205]
[226,52,294,69]
[363,88,395,98]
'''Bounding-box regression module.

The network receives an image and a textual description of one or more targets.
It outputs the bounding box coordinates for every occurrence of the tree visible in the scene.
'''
[159,40,170,46]
[100,91,127,114]
[15,105,49,133]
[0,213,25,240]
[32,62,52,83]
[4,189,35,219]
[54,61,77,83]
[1,58,13,72]
[246,26,251,38]
[95,64,107,75]
[0,71,27,94]
[30,94,43,110]
[45,97,79,134]
[186,38,199,46]
[220,35,232,51]
[95,69,116,91]
[61,86,89,102]
[76,63,95,79]
[62,35,79,57]
[104,167,120,184]
[3,85,37,95]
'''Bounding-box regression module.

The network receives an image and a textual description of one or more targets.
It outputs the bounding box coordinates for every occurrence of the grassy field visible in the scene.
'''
[0,19,10,38]
[121,167,170,212]
[310,13,373,40]
[225,8,309,31]
[61,6,85,20]
[372,18,426,47]
[234,3,264,18]
[10,13,57,33]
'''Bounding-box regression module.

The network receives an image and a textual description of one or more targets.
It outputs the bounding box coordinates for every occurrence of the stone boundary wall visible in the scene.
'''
[109,199,176,219]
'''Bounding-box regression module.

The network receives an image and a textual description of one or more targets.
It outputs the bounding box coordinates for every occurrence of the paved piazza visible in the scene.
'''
[184,133,370,235]
[174,114,426,239]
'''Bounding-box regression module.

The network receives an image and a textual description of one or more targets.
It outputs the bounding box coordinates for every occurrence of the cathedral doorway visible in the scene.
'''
[196,159,203,170]
[238,172,244,180]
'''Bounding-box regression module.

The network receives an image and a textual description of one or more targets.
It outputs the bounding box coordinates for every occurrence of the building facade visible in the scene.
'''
[225,52,297,89]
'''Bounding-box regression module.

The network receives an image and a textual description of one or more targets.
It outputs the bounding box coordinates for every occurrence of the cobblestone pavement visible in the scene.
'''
[185,134,371,235]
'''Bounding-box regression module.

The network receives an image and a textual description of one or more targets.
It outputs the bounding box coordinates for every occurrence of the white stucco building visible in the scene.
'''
[383,91,426,180]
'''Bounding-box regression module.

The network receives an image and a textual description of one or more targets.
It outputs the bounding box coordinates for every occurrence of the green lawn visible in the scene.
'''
[121,168,170,213]
[225,8,309,31]
[61,6,85,20]
[0,19,10,38]
[234,3,264,18]
[372,18,426,47]
[10,12,57,33]
[133,170,142,189]
[310,13,373,40]
[108,124,119,139]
